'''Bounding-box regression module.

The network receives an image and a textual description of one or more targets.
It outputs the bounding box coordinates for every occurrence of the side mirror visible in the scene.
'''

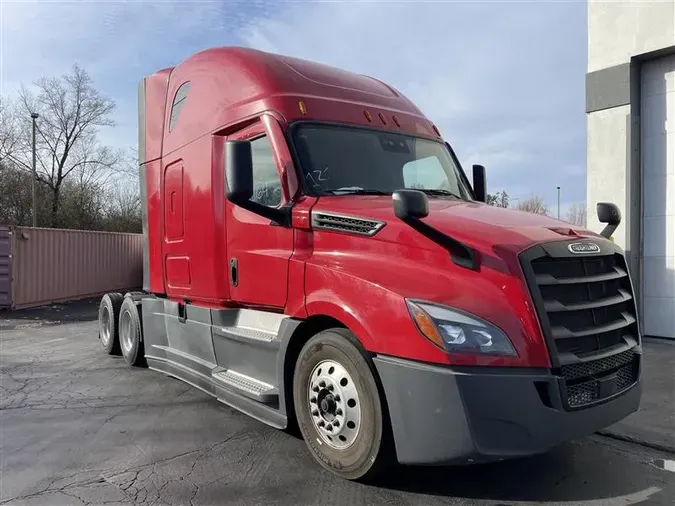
[224,139,292,227]
[225,140,254,204]
[392,189,429,220]
[597,202,621,239]
[472,164,487,203]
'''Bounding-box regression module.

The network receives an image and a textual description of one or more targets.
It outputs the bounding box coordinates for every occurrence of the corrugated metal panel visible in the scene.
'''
[0,227,12,308]
[9,227,143,310]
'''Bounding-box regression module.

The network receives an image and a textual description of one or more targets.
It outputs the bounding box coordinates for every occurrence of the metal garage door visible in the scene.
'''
[641,55,675,339]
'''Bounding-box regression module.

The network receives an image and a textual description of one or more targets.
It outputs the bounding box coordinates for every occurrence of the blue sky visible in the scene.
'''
[1,0,588,212]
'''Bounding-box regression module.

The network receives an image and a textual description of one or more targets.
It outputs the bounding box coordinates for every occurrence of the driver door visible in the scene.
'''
[225,116,295,309]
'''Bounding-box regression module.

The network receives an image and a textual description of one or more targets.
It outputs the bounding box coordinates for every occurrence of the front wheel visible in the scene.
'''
[293,328,392,481]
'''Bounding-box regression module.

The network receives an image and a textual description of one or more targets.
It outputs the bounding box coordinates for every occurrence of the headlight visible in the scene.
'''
[406,300,517,356]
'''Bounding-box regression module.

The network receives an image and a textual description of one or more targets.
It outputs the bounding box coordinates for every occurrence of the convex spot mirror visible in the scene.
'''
[597,202,621,225]
[392,189,429,220]
[596,202,621,239]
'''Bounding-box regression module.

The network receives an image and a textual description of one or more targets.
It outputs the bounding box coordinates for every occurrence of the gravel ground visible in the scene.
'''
[1,301,674,506]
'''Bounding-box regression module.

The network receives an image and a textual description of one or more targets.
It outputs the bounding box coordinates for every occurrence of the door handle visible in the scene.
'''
[230,258,238,287]
[177,302,187,323]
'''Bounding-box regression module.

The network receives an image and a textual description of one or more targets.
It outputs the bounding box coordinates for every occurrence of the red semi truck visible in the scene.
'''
[97,46,642,481]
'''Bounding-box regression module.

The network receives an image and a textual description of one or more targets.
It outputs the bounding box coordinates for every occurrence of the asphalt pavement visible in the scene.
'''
[1,300,674,506]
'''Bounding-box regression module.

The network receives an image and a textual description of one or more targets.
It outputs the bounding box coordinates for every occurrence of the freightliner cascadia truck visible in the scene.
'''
[97,46,642,481]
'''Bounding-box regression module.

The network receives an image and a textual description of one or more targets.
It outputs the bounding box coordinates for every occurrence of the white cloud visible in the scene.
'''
[1,0,588,203]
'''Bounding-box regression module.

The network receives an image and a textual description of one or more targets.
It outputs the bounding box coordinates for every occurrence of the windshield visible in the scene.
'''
[291,123,473,199]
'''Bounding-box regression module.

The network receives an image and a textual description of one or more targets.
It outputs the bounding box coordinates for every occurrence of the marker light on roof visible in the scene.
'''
[298,101,307,115]
[392,115,401,127]
[363,110,372,122]
[378,112,387,125]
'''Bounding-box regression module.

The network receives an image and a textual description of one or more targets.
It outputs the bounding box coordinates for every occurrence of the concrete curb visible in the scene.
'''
[597,430,675,455]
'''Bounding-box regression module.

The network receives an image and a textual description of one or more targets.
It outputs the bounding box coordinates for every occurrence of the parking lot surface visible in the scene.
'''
[1,302,674,505]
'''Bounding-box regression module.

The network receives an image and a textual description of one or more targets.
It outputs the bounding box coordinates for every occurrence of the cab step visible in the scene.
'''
[211,369,278,403]
[220,325,277,343]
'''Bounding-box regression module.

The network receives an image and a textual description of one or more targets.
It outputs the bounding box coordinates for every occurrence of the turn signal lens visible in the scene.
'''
[409,303,444,349]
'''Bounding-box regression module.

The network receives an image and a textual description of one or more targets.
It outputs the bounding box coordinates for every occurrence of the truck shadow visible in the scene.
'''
[371,440,660,503]
[0,297,100,331]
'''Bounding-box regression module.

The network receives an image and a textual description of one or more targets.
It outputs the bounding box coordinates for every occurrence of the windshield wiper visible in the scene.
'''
[324,187,391,196]
[417,188,462,199]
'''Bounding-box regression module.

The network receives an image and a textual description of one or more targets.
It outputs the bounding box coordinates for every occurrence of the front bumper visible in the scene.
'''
[373,355,642,465]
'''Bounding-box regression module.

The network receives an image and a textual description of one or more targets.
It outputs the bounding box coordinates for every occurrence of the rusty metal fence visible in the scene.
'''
[0,226,143,310]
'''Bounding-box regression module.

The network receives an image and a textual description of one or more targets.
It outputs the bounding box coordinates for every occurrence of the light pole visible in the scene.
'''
[556,185,561,219]
[31,112,39,228]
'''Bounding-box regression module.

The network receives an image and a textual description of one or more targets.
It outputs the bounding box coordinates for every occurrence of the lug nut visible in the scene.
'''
[334,395,341,402]
[333,420,340,427]
[336,408,342,416]
[319,381,326,388]
[310,396,317,403]
[312,385,320,392]
[318,420,325,427]
[312,410,319,416]
[327,384,334,391]
[326,424,333,431]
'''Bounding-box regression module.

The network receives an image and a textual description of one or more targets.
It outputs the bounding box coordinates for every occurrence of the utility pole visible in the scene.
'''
[556,185,561,219]
[31,112,39,228]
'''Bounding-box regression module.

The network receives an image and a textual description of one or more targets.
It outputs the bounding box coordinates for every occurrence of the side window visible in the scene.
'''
[251,135,282,207]
[403,156,449,190]
[168,81,190,132]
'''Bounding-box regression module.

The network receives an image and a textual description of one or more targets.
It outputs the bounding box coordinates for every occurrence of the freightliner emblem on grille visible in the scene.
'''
[568,242,601,254]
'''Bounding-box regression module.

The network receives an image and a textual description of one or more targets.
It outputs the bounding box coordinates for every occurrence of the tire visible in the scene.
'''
[293,328,392,481]
[98,292,123,355]
[118,296,146,367]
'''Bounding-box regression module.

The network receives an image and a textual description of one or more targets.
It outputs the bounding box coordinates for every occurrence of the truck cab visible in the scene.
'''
[97,46,642,481]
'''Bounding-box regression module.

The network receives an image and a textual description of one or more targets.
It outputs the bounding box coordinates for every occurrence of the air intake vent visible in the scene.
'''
[311,211,385,236]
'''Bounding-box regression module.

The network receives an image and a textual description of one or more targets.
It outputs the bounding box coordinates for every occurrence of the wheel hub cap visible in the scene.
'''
[100,306,111,346]
[120,310,133,354]
[307,359,361,449]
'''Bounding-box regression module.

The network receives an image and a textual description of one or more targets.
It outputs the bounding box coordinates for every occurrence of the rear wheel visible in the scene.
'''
[98,292,123,355]
[293,328,392,481]
[119,296,146,367]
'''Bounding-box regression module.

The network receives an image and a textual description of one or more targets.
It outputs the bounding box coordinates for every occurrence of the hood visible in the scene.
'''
[312,196,600,256]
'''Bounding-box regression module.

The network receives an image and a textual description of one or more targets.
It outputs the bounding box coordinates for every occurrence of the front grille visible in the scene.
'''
[521,243,641,409]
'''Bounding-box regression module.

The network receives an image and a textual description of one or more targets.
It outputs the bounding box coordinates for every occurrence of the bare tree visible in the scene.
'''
[0,97,22,167]
[565,202,587,227]
[487,190,510,208]
[515,195,550,215]
[10,64,122,227]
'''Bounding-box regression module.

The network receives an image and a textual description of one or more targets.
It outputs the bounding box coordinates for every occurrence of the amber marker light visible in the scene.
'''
[408,302,444,349]
[299,101,307,115]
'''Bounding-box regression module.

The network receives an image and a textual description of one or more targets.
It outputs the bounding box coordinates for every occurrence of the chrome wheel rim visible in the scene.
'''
[119,309,133,354]
[100,306,111,347]
[307,359,361,449]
